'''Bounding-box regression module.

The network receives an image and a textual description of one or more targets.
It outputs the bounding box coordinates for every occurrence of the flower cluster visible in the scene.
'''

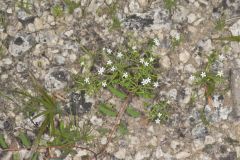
[75,42,160,98]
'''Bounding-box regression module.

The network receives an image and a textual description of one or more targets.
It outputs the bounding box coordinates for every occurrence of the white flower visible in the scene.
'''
[132,46,137,50]
[144,61,149,66]
[149,57,154,62]
[102,81,107,87]
[107,48,112,54]
[141,77,151,85]
[84,77,90,84]
[123,72,128,78]
[102,47,106,51]
[117,52,123,58]
[219,54,225,61]
[98,67,105,75]
[107,60,112,65]
[190,75,195,81]
[200,72,206,78]
[158,113,162,118]
[153,82,159,88]
[153,38,160,46]
[217,70,223,77]
[110,66,116,72]
[80,61,85,66]
[155,118,160,124]
[140,58,145,64]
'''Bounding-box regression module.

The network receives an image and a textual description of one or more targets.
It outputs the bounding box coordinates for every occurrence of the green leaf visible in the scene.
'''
[31,152,39,160]
[118,122,128,136]
[0,134,8,149]
[18,132,31,148]
[107,86,127,100]
[126,106,140,118]
[137,91,154,99]
[12,152,21,160]
[215,36,240,42]
[99,103,117,117]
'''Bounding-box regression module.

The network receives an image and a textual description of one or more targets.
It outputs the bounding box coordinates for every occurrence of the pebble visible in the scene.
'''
[230,19,240,36]
[160,56,171,69]
[175,151,191,159]
[114,148,126,159]
[179,50,190,64]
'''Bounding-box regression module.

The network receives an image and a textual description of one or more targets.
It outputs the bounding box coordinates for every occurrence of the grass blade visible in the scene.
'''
[18,132,31,148]
[107,86,127,100]
[0,134,8,149]
[99,103,117,117]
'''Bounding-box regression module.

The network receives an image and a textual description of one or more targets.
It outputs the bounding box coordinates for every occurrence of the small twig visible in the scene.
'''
[96,93,133,157]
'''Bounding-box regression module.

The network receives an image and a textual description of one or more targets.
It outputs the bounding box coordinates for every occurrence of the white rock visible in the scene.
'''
[187,13,197,24]
[55,55,65,65]
[179,50,190,63]
[64,30,74,37]
[160,56,171,69]
[90,116,103,126]
[204,136,215,145]
[100,137,107,145]
[27,23,35,32]
[129,0,140,13]
[2,58,12,65]
[176,151,191,159]
[114,148,126,159]
[34,18,44,31]
[135,150,150,160]
[230,19,240,36]
[6,8,12,14]
[168,89,177,100]
[69,53,77,62]
[155,146,164,158]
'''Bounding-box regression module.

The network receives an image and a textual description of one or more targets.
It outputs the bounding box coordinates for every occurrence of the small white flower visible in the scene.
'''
[80,61,85,66]
[142,77,151,85]
[123,72,128,78]
[155,118,160,124]
[144,61,149,66]
[219,54,225,61]
[190,75,195,81]
[153,38,160,46]
[158,113,162,118]
[117,52,123,58]
[153,82,159,88]
[217,70,223,77]
[107,48,112,54]
[167,100,171,104]
[201,72,206,78]
[132,46,137,50]
[149,57,154,62]
[140,58,145,64]
[102,81,107,87]
[102,47,106,51]
[84,77,90,84]
[107,60,112,65]
[110,66,116,72]
[98,67,105,75]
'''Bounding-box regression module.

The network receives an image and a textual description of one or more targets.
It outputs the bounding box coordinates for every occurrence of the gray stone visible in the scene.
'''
[9,34,35,57]
[229,19,240,36]
[192,124,208,139]
[55,55,65,65]
[231,68,240,118]
[44,67,70,91]
[124,14,153,30]
[17,10,35,24]
[179,50,190,64]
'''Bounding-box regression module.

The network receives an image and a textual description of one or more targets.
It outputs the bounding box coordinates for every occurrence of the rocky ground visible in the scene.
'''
[1,0,240,160]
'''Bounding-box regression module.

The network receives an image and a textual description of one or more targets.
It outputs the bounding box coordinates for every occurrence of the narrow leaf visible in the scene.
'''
[118,122,128,136]
[18,132,31,148]
[126,106,140,118]
[215,36,240,42]
[107,86,127,100]
[99,103,117,117]
[0,134,8,149]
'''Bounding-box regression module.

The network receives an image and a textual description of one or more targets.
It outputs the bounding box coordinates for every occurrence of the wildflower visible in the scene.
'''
[107,60,112,65]
[201,72,206,78]
[144,61,149,66]
[158,113,162,118]
[107,48,112,54]
[102,47,106,51]
[132,46,137,50]
[117,52,123,58]
[98,67,105,75]
[140,58,145,64]
[110,66,116,72]
[219,54,225,61]
[84,77,90,84]
[149,57,154,62]
[153,82,159,88]
[153,38,160,46]
[155,118,160,124]
[189,75,195,81]
[141,77,151,85]
[123,72,128,78]
[217,70,223,77]
[102,81,107,87]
